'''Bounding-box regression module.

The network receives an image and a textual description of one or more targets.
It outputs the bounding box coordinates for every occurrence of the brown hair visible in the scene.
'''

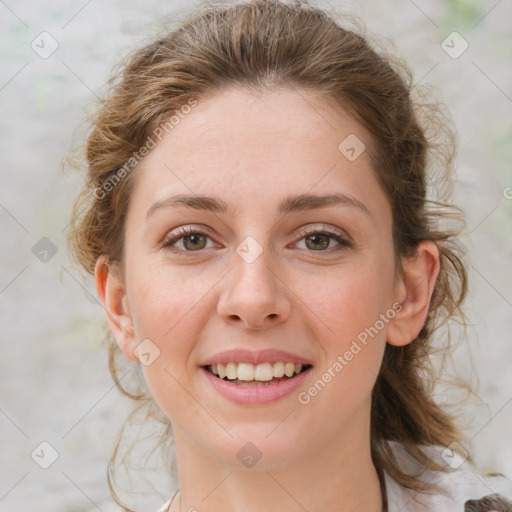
[68,0,471,508]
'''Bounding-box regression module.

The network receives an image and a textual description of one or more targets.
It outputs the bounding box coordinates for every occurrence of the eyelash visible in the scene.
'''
[161,225,351,257]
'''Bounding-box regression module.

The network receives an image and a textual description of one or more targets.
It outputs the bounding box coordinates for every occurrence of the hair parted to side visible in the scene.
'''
[67,0,471,508]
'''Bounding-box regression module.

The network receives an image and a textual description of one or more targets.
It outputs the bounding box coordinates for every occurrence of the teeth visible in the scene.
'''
[273,361,285,378]
[284,362,295,377]
[226,362,237,380]
[209,362,306,381]
[254,363,273,381]
[237,363,254,381]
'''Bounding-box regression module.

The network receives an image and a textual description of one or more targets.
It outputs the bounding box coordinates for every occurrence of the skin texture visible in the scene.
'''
[95,86,440,512]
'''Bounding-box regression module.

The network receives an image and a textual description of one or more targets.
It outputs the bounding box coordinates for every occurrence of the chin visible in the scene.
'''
[205,423,309,471]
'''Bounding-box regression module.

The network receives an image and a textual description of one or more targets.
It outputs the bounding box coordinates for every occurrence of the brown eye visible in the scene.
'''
[295,227,351,253]
[182,233,207,251]
[162,227,215,255]
[304,233,331,251]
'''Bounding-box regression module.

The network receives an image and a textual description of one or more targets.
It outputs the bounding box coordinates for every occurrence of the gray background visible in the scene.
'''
[1,0,511,510]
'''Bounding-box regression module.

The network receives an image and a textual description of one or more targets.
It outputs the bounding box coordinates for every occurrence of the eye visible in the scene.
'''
[162,226,216,255]
[161,224,352,256]
[294,225,351,252]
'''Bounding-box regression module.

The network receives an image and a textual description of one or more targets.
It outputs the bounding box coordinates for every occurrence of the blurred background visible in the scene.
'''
[0,0,511,510]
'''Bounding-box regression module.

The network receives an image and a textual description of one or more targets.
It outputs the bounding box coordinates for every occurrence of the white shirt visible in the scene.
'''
[384,441,512,511]
[156,441,512,511]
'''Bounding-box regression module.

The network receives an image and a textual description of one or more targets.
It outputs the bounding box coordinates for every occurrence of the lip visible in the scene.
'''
[200,348,313,366]
[200,365,313,405]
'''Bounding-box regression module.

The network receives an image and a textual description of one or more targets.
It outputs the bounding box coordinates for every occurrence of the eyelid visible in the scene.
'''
[295,223,348,240]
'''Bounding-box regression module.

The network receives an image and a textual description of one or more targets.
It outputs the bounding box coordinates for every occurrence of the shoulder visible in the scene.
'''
[384,441,512,512]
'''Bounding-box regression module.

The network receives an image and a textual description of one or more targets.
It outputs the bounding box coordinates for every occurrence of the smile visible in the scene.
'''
[205,362,311,385]
[201,362,313,404]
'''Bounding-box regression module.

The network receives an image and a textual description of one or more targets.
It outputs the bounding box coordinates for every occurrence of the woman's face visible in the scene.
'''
[109,86,407,469]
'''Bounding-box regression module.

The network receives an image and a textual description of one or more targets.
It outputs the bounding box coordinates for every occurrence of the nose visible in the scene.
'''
[217,246,292,330]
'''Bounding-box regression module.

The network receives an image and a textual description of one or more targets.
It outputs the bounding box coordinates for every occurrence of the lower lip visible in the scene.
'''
[200,366,312,405]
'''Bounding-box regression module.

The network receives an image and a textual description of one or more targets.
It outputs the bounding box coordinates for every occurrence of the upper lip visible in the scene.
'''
[200,348,313,366]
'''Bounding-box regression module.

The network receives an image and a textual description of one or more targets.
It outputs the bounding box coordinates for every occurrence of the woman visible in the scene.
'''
[68,1,512,510]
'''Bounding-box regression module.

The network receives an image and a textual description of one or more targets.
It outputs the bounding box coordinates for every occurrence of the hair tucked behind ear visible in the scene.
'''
[68,0,471,508]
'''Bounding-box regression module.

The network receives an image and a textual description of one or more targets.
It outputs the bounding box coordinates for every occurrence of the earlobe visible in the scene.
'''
[386,241,441,347]
[94,256,138,362]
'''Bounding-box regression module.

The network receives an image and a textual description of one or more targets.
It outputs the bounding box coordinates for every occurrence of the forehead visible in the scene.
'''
[156,86,370,163]
[131,86,390,222]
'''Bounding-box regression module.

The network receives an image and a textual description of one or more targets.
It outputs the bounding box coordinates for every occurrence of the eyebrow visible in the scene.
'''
[146,192,371,219]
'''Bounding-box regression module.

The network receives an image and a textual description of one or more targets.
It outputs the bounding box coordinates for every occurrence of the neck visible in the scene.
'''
[170,402,383,512]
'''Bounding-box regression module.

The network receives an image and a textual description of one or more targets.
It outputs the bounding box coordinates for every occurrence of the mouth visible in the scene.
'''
[202,362,313,386]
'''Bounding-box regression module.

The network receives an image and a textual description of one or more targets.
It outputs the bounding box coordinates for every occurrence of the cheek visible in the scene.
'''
[305,257,395,342]
[125,262,217,390]
[126,270,206,419]
[300,289,389,425]
[301,257,394,394]
[128,261,212,340]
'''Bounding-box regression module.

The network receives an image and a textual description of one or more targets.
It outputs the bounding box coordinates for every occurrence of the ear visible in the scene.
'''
[94,255,138,361]
[387,241,441,347]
